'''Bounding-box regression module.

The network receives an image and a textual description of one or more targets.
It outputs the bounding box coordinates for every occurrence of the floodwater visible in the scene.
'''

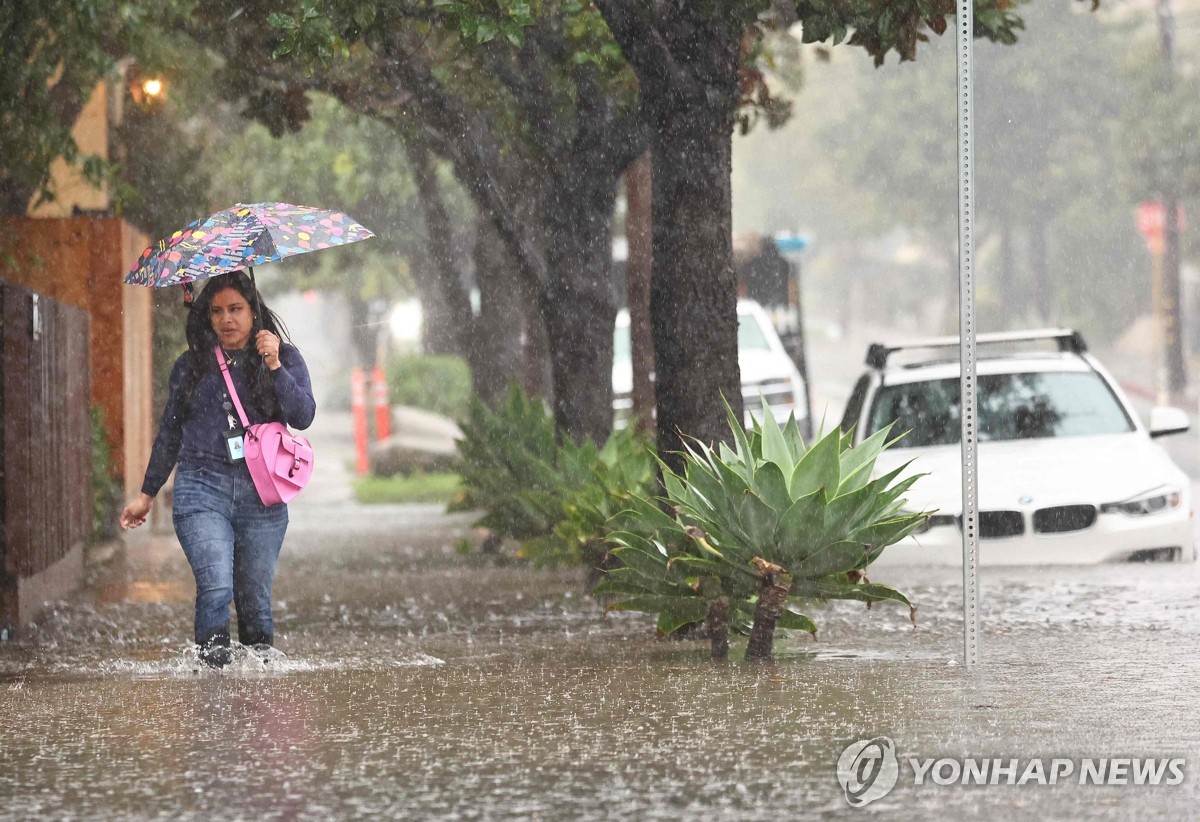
[3,496,1199,820]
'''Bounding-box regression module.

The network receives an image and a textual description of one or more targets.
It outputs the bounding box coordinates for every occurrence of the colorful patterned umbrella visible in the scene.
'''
[125,202,374,288]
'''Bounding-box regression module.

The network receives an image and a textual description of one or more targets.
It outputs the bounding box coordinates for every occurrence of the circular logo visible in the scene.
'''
[837,736,899,807]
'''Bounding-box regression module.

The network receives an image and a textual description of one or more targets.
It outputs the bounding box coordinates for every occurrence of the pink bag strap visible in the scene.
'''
[215,345,252,429]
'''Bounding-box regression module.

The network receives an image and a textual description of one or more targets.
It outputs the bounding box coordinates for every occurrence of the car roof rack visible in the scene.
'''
[865,328,1087,369]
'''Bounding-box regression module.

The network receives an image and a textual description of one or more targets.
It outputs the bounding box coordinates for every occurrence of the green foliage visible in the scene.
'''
[271,1,350,62]
[596,401,925,648]
[520,421,656,568]
[452,385,655,565]
[353,471,461,504]
[451,384,568,541]
[89,406,124,544]
[387,354,473,419]
[431,0,535,46]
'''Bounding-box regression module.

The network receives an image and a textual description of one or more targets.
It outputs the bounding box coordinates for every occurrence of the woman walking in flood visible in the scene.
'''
[120,271,315,667]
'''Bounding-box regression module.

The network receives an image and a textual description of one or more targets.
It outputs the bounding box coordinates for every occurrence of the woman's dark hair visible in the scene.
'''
[178,271,293,421]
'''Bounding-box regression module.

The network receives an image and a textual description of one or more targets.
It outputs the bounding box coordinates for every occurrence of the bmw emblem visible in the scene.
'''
[1018,495,1033,505]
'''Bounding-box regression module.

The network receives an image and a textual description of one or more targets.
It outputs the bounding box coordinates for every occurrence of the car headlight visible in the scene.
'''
[1099,486,1182,517]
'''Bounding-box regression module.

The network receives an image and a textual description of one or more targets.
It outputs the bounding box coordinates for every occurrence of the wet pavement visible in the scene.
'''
[4,363,1200,819]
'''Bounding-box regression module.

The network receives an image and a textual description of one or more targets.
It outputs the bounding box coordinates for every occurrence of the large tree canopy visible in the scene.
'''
[185,0,651,442]
[590,0,1029,470]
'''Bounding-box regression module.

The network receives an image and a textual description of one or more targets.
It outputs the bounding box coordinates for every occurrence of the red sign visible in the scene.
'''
[1138,201,1188,255]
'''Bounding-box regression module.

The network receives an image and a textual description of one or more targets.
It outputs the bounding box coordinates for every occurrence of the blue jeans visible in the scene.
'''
[172,465,289,647]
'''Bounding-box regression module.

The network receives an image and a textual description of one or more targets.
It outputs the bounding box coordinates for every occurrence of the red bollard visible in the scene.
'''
[371,364,391,441]
[351,367,369,475]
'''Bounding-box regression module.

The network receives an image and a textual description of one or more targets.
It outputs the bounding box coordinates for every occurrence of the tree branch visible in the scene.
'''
[591,0,686,99]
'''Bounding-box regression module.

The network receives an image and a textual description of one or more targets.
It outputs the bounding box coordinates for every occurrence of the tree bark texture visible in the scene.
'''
[406,133,474,357]
[539,171,619,444]
[594,1,744,474]
[624,151,656,433]
[649,101,741,471]
[471,218,525,405]
[745,577,791,661]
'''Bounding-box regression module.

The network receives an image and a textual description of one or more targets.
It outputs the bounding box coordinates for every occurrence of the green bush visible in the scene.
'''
[520,421,655,569]
[450,384,570,542]
[387,354,472,420]
[451,384,656,568]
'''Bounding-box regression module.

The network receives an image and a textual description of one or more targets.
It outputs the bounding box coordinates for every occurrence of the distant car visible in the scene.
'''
[840,329,1196,565]
[612,299,809,430]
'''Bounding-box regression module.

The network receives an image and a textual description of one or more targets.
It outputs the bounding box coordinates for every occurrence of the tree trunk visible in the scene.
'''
[745,572,791,662]
[649,100,742,473]
[624,151,656,433]
[1027,215,1049,324]
[346,294,378,367]
[590,0,744,472]
[522,295,553,404]
[1161,195,1186,396]
[471,218,525,404]
[539,173,619,445]
[409,248,458,355]
[707,597,730,660]
[407,134,473,356]
[997,222,1018,327]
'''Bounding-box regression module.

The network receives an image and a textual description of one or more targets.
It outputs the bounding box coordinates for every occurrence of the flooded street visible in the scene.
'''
[3,480,1199,819]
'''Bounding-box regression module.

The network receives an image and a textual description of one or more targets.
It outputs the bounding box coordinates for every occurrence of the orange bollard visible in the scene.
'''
[371,364,391,441]
[351,367,369,475]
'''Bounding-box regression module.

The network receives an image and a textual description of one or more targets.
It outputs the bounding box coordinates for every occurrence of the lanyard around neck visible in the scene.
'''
[215,345,251,429]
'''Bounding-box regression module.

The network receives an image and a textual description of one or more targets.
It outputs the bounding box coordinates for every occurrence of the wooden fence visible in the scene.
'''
[0,284,91,631]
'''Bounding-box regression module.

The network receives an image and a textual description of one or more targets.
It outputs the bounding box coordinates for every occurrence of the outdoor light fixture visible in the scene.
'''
[127,67,167,105]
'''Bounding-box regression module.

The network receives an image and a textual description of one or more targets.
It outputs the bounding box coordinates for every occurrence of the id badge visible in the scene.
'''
[225,432,245,463]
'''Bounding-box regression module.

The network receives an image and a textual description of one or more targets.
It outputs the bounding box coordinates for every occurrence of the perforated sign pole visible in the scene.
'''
[957,0,981,669]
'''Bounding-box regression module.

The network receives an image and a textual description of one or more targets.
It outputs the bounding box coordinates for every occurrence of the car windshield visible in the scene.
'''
[866,371,1135,447]
[614,309,769,365]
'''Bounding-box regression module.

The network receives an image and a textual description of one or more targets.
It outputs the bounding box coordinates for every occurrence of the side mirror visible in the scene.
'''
[1148,406,1190,438]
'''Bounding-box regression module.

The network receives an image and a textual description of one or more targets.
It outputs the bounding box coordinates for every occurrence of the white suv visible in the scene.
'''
[841,329,1195,565]
[612,299,809,430]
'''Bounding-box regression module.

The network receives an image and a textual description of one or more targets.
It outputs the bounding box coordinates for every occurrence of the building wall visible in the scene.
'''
[0,217,153,491]
[26,82,110,218]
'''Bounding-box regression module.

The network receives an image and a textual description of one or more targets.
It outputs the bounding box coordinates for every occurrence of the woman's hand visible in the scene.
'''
[256,330,282,371]
[119,494,154,530]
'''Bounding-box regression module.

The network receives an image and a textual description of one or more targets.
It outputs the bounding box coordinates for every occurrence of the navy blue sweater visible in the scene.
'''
[141,343,315,497]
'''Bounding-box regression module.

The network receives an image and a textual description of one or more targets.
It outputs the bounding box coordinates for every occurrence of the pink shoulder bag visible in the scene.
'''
[216,345,314,506]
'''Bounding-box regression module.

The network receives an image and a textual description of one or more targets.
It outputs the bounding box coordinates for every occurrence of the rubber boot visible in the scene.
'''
[197,629,232,669]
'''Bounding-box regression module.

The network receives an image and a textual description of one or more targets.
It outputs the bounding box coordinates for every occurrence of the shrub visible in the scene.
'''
[596,401,928,660]
[387,354,472,420]
[451,385,655,568]
[520,420,656,569]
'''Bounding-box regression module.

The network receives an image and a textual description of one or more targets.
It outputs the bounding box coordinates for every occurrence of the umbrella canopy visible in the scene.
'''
[125,202,374,288]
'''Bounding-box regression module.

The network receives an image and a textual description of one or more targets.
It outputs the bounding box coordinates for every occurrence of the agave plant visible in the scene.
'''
[598,401,929,661]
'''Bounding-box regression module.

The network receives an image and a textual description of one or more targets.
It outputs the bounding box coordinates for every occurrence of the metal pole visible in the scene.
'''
[1155,0,1186,398]
[956,0,980,669]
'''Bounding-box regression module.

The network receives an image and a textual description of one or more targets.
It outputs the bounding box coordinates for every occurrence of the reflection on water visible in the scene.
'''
[2,519,1198,819]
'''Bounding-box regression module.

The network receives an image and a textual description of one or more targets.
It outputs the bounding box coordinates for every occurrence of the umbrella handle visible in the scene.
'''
[248,267,262,323]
